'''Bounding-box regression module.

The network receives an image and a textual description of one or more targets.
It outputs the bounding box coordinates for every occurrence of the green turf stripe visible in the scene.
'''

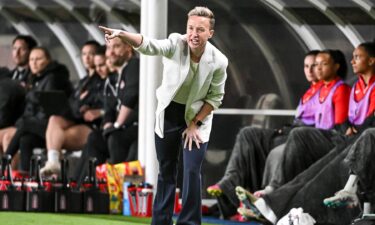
[0,212,218,225]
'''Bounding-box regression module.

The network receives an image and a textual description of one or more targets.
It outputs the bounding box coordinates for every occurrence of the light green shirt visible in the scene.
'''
[173,61,199,104]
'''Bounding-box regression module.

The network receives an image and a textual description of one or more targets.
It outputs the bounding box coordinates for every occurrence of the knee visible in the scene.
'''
[239,126,259,135]
[47,115,67,131]
[237,126,260,140]
[48,115,62,126]
[288,127,314,139]
[3,130,15,145]
[362,128,375,137]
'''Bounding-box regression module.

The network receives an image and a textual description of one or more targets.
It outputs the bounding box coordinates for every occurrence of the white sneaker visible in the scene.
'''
[323,190,359,208]
[40,161,61,177]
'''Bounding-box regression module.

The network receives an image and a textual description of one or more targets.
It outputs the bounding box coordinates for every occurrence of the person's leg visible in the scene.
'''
[4,128,22,163]
[152,101,185,225]
[46,115,75,150]
[19,133,45,172]
[4,128,28,172]
[152,131,181,225]
[73,130,108,186]
[41,116,75,176]
[285,146,358,225]
[345,128,375,195]
[323,174,359,208]
[0,127,16,152]
[280,127,343,184]
[255,143,286,197]
[41,115,74,172]
[2,127,17,152]
[244,143,353,224]
[61,124,92,150]
[324,128,375,208]
[107,125,138,164]
[1,127,18,169]
[177,142,208,225]
[44,123,92,176]
[207,126,276,218]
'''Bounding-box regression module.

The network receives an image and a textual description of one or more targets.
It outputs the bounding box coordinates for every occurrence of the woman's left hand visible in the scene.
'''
[345,126,357,136]
[182,122,203,151]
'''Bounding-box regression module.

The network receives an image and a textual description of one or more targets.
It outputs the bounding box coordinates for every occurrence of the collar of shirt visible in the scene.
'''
[302,81,323,104]
[17,67,25,73]
[354,74,375,101]
[13,67,26,80]
[319,77,341,102]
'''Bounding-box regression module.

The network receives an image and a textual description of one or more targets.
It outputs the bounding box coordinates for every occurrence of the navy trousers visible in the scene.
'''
[151,102,208,225]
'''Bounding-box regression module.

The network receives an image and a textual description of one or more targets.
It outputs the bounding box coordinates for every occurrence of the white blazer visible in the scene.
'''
[134,33,228,142]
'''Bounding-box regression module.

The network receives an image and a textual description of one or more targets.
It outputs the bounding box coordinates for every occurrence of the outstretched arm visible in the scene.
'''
[99,26,143,47]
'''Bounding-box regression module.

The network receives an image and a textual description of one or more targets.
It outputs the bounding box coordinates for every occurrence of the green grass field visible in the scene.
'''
[0,212,218,225]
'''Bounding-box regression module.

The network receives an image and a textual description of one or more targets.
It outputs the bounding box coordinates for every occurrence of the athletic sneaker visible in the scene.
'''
[323,190,359,208]
[235,186,264,221]
[40,161,61,177]
[207,184,223,197]
[235,186,258,203]
[237,207,267,223]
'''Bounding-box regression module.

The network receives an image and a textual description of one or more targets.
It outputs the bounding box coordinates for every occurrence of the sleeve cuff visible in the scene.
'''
[204,99,220,110]
[133,35,148,51]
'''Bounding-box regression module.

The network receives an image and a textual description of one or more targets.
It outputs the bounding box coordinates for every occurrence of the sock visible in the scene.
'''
[264,186,275,194]
[254,198,277,224]
[47,149,60,163]
[364,202,371,214]
[343,174,358,193]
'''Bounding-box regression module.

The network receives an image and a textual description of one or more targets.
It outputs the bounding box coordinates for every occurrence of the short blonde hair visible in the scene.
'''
[188,6,215,30]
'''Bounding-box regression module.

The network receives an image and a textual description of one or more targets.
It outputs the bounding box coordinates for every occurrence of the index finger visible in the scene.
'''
[195,139,200,149]
[98,26,111,33]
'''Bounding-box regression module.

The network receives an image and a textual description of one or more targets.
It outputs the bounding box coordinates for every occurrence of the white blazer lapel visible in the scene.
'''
[196,43,213,91]
[180,43,190,83]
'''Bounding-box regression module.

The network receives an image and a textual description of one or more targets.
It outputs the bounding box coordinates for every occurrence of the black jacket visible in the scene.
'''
[0,67,10,79]
[70,73,106,121]
[5,62,74,158]
[103,57,139,127]
[21,61,73,125]
[0,78,26,128]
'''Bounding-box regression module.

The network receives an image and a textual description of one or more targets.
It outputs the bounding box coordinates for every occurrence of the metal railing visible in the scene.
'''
[215,108,296,116]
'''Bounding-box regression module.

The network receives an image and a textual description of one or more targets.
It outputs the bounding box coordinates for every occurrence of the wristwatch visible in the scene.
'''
[114,122,121,129]
[195,119,204,127]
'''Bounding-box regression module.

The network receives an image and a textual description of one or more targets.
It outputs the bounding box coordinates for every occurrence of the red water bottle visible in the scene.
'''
[140,183,153,217]
[127,184,137,215]
[136,183,143,216]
